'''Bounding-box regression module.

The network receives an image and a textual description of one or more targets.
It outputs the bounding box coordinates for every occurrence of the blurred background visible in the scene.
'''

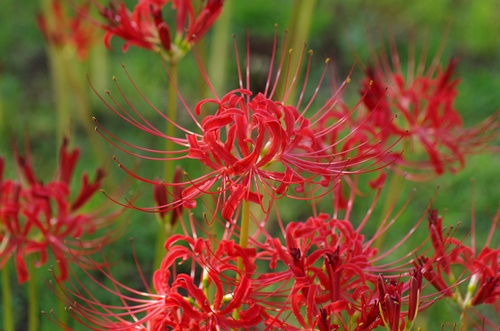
[0,0,499,330]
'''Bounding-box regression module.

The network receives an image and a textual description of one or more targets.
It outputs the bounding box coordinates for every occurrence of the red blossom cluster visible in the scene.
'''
[50,185,499,330]
[413,207,500,329]
[94,0,222,61]
[44,22,499,328]
[0,139,121,283]
[23,1,500,330]
[92,31,396,223]
[340,43,498,181]
[37,0,97,59]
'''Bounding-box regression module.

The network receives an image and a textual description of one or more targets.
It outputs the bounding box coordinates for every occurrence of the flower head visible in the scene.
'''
[51,235,266,330]
[0,139,121,283]
[37,0,97,59]
[95,0,223,61]
[93,31,391,221]
[414,196,500,329]
[356,39,500,180]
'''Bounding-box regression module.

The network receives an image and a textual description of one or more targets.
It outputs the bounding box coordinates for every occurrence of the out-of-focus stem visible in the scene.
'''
[165,61,178,181]
[28,261,39,331]
[0,72,4,145]
[276,0,317,103]
[49,47,72,146]
[89,41,109,98]
[374,172,404,249]
[62,49,108,166]
[153,220,172,271]
[207,0,233,94]
[2,261,14,331]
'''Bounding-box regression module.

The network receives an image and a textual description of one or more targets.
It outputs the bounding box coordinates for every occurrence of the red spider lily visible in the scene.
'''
[37,0,97,59]
[0,139,122,283]
[355,38,499,181]
[49,235,272,330]
[415,199,500,329]
[242,182,441,330]
[94,0,223,60]
[92,31,391,221]
[46,176,484,330]
[350,270,424,331]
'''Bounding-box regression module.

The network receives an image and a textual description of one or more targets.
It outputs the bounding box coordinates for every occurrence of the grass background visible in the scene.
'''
[0,0,499,330]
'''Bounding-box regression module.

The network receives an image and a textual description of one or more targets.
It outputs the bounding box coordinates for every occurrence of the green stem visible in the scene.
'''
[0,70,4,143]
[62,49,108,166]
[56,281,69,328]
[153,61,179,272]
[374,172,404,249]
[165,61,178,181]
[275,0,317,103]
[49,47,72,145]
[238,200,251,270]
[153,221,172,271]
[28,261,39,331]
[2,260,14,331]
[207,0,233,94]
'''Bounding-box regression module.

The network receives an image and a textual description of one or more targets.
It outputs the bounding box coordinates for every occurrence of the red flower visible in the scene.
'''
[93,32,389,221]
[95,0,223,60]
[51,235,266,330]
[246,183,435,330]
[415,199,500,328]
[0,139,121,283]
[356,39,499,180]
[37,0,97,59]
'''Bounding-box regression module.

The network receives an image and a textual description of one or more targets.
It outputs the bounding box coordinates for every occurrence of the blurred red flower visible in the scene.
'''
[357,41,499,180]
[37,0,97,59]
[0,139,121,283]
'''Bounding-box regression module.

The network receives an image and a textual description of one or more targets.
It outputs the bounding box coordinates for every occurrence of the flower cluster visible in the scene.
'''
[414,207,500,329]
[11,1,499,331]
[92,32,395,223]
[0,139,120,283]
[43,17,499,328]
[53,183,491,330]
[350,43,498,181]
[95,0,223,61]
[37,0,97,59]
